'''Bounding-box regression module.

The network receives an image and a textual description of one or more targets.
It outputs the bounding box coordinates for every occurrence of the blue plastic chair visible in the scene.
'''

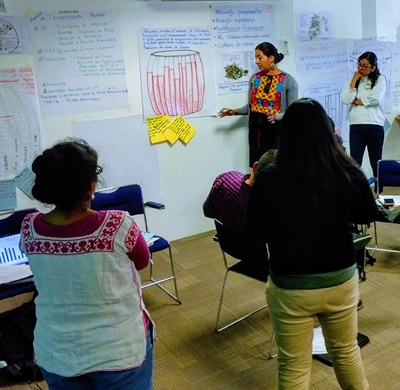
[370,160,400,254]
[91,184,180,304]
[377,160,400,194]
[0,208,39,238]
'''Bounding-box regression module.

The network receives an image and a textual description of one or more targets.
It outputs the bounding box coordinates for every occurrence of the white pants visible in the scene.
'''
[267,273,369,390]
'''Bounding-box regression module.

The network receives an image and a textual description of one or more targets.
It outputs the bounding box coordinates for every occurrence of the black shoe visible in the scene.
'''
[357,299,363,310]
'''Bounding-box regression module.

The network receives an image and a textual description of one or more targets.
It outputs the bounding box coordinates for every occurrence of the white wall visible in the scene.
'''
[5,0,252,240]
[4,0,399,240]
[376,0,400,41]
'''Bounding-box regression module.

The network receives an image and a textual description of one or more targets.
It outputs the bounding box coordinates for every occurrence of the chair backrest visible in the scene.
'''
[214,219,247,260]
[91,184,147,227]
[214,219,267,262]
[377,160,400,190]
[0,208,39,238]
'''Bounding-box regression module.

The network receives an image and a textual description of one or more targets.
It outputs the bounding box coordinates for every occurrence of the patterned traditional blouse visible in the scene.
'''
[249,72,287,115]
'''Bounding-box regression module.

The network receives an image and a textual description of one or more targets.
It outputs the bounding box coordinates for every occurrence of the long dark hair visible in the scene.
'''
[255,42,284,64]
[277,98,358,194]
[355,51,381,89]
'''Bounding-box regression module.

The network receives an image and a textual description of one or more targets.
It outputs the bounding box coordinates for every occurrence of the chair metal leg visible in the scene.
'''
[269,331,277,359]
[367,220,400,254]
[215,269,230,332]
[215,268,268,333]
[142,246,181,304]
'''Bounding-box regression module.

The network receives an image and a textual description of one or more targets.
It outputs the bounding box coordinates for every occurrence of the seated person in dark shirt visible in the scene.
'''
[203,149,277,280]
[203,149,277,231]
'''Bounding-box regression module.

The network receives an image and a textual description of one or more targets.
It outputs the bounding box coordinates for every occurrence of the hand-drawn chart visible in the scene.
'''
[296,12,331,41]
[0,18,20,54]
[215,51,257,94]
[147,50,205,116]
[304,82,344,132]
[296,40,348,138]
[0,68,41,179]
[141,27,215,118]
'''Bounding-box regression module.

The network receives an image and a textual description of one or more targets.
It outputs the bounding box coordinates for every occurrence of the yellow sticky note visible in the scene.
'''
[170,115,196,144]
[157,116,179,145]
[146,116,167,144]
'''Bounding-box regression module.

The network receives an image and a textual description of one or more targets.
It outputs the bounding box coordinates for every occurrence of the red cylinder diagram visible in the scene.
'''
[147,50,205,116]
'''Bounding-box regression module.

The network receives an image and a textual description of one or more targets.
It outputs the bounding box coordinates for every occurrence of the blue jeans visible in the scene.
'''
[40,330,153,390]
[349,124,384,178]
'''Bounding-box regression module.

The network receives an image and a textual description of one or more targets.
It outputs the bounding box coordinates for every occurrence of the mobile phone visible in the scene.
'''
[384,198,395,206]
[145,201,165,210]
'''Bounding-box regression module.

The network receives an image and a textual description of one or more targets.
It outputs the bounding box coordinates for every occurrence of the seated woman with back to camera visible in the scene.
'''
[19,138,154,390]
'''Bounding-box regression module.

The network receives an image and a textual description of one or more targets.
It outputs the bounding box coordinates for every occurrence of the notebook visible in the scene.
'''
[141,231,160,246]
[0,233,29,266]
[313,330,370,366]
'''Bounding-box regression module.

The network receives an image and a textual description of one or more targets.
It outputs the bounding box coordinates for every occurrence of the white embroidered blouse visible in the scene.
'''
[20,210,152,377]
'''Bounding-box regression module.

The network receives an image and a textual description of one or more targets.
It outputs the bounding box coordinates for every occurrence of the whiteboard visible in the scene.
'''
[73,114,161,202]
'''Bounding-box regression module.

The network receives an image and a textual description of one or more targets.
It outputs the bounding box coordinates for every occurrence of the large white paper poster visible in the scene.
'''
[0,67,41,180]
[73,115,161,202]
[296,40,350,141]
[140,26,216,119]
[29,10,128,116]
[211,2,276,94]
[0,16,26,54]
[299,72,349,141]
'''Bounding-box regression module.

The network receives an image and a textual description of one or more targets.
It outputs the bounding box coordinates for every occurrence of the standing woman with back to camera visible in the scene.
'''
[219,41,298,167]
[246,98,377,389]
[341,51,386,189]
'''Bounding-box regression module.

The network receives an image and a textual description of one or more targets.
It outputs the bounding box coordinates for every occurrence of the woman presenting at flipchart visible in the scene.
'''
[219,42,298,167]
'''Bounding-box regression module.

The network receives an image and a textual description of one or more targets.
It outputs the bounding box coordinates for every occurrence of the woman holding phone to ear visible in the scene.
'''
[341,51,386,188]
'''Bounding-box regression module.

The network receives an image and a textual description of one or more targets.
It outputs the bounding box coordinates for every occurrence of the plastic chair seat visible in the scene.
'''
[149,236,170,253]
[229,260,268,283]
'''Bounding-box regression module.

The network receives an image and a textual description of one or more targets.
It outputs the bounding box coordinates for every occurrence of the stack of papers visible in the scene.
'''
[312,326,327,354]
[0,233,29,266]
[0,264,33,284]
[141,231,159,246]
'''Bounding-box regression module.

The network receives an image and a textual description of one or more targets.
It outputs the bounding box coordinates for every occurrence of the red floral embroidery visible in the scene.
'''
[21,211,139,255]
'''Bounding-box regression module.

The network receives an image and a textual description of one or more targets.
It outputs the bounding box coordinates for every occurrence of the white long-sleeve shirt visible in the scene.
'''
[341,74,386,126]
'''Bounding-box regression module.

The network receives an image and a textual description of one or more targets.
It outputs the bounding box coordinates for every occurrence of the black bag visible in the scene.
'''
[0,299,43,383]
